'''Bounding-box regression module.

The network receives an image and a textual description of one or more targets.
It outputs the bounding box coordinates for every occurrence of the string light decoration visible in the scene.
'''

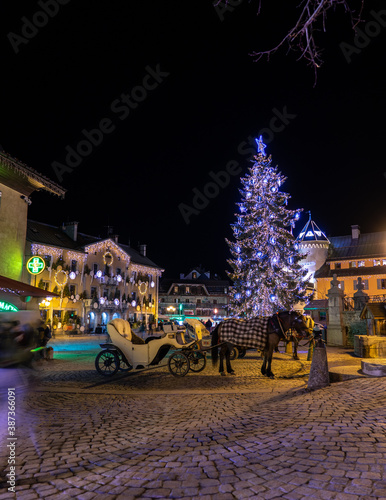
[31,244,63,260]
[138,281,148,295]
[54,269,68,287]
[103,251,113,266]
[131,263,163,277]
[84,239,130,264]
[67,251,87,263]
[227,136,308,318]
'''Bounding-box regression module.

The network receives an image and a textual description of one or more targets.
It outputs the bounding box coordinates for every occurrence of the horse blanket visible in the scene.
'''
[220,317,270,350]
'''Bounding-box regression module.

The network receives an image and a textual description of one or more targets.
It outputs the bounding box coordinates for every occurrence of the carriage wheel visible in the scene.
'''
[238,348,246,359]
[229,347,239,360]
[168,352,190,377]
[117,352,133,372]
[95,350,119,376]
[189,351,206,373]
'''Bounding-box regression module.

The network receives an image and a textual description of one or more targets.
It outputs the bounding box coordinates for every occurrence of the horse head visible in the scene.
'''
[289,312,314,338]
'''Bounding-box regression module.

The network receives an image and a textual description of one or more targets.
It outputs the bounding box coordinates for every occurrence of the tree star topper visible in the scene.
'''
[256,136,267,156]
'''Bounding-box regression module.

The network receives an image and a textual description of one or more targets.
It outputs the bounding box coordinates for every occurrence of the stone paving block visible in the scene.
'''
[74,493,96,500]
[140,487,172,498]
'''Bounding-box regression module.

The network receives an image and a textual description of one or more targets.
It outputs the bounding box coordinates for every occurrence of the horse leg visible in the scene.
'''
[262,349,274,378]
[261,348,268,376]
[293,337,299,360]
[264,333,280,379]
[265,346,275,379]
[219,346,226,376]
[225,344,235,375]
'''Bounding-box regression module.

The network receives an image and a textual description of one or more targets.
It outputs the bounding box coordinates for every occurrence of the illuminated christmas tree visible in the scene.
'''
[227,137,308,318]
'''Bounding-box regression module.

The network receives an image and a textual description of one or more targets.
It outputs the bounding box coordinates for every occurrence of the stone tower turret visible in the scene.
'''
[296,213,330,284]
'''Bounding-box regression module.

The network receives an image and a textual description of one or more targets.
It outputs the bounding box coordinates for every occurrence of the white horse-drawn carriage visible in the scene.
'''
[95,318,211,377]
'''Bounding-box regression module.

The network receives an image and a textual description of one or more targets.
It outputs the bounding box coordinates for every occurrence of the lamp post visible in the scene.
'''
[167,305,176,317]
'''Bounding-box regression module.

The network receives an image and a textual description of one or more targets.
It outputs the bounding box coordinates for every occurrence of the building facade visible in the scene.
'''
[314,225,386,302]
[159,268,230,322]
[0,151,65,283]
[26,220,163,331]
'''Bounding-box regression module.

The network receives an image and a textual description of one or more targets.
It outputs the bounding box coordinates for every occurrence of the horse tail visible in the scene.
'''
[211,324,220,367]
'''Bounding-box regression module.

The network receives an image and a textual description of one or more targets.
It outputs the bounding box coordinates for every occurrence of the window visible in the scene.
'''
[174,286,178,294]
[358,261,365,267]
[186,286,190,294]
[91,287,97,299]
[93,263,98,274]
[349,261,356,268]
[335,262,341,269]
[192,272,197,279]
[197,299,201,304]
[383,260,386,266]
[374,260,381,266]
[116,267,121,275]
[319,311,326,321]
[377,279,386,290]
[71,260,77,272]
[186,299,190,303]
[354,279,369,290]
[69,285,76,296]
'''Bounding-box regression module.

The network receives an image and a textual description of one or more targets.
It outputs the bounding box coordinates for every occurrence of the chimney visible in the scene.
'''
[139,244,147,257]
[351,224,360,240]
[113,234,119,243]
[62,221,78,241]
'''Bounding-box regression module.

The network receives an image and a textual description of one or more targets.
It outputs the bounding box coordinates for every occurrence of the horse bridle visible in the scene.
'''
[271,311,311,341]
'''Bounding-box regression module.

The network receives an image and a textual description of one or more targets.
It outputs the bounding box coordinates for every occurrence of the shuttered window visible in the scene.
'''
[377,279,386,289]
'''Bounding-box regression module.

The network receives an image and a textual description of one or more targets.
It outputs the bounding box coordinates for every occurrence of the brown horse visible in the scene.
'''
[211,311,314,378]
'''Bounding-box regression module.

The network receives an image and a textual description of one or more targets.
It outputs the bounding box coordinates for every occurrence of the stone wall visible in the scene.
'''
[343,310,367,348]
[354,335,386,358]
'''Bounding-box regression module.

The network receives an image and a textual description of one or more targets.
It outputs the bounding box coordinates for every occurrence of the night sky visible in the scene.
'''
[1,1,385,278]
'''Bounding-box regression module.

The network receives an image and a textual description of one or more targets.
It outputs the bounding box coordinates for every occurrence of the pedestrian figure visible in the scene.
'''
[43,323,52,346]
[205,319,213,332]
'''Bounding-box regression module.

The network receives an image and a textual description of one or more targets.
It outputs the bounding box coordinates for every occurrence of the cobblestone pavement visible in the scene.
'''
[2,343,386,499]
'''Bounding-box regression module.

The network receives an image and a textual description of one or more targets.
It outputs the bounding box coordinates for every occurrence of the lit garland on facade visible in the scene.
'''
[103,251,113,266]
[131,263,162,277]
[54,269,68,287]
[67,251,88,263]
[138,281,148,295]
[31,244,63,260]
[85,239,130,264]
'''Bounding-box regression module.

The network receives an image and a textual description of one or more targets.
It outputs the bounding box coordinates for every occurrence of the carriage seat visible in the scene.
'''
[107,318,145,344]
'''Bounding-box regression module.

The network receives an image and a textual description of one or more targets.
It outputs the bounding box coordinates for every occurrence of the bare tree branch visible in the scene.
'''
[213,0,365,83]
[249,0,365,83]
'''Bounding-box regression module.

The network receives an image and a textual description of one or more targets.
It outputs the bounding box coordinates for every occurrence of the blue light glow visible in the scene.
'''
[255,135,267,156]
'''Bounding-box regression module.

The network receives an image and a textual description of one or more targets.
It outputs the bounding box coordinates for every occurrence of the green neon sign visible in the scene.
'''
[26,256,46,275]
[0,301,19,312]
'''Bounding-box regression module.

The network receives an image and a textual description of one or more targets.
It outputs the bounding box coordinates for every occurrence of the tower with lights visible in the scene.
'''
[296,213,330,288]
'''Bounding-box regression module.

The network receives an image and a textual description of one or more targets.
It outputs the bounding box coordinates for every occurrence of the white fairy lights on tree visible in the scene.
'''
[226,136,308,318]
